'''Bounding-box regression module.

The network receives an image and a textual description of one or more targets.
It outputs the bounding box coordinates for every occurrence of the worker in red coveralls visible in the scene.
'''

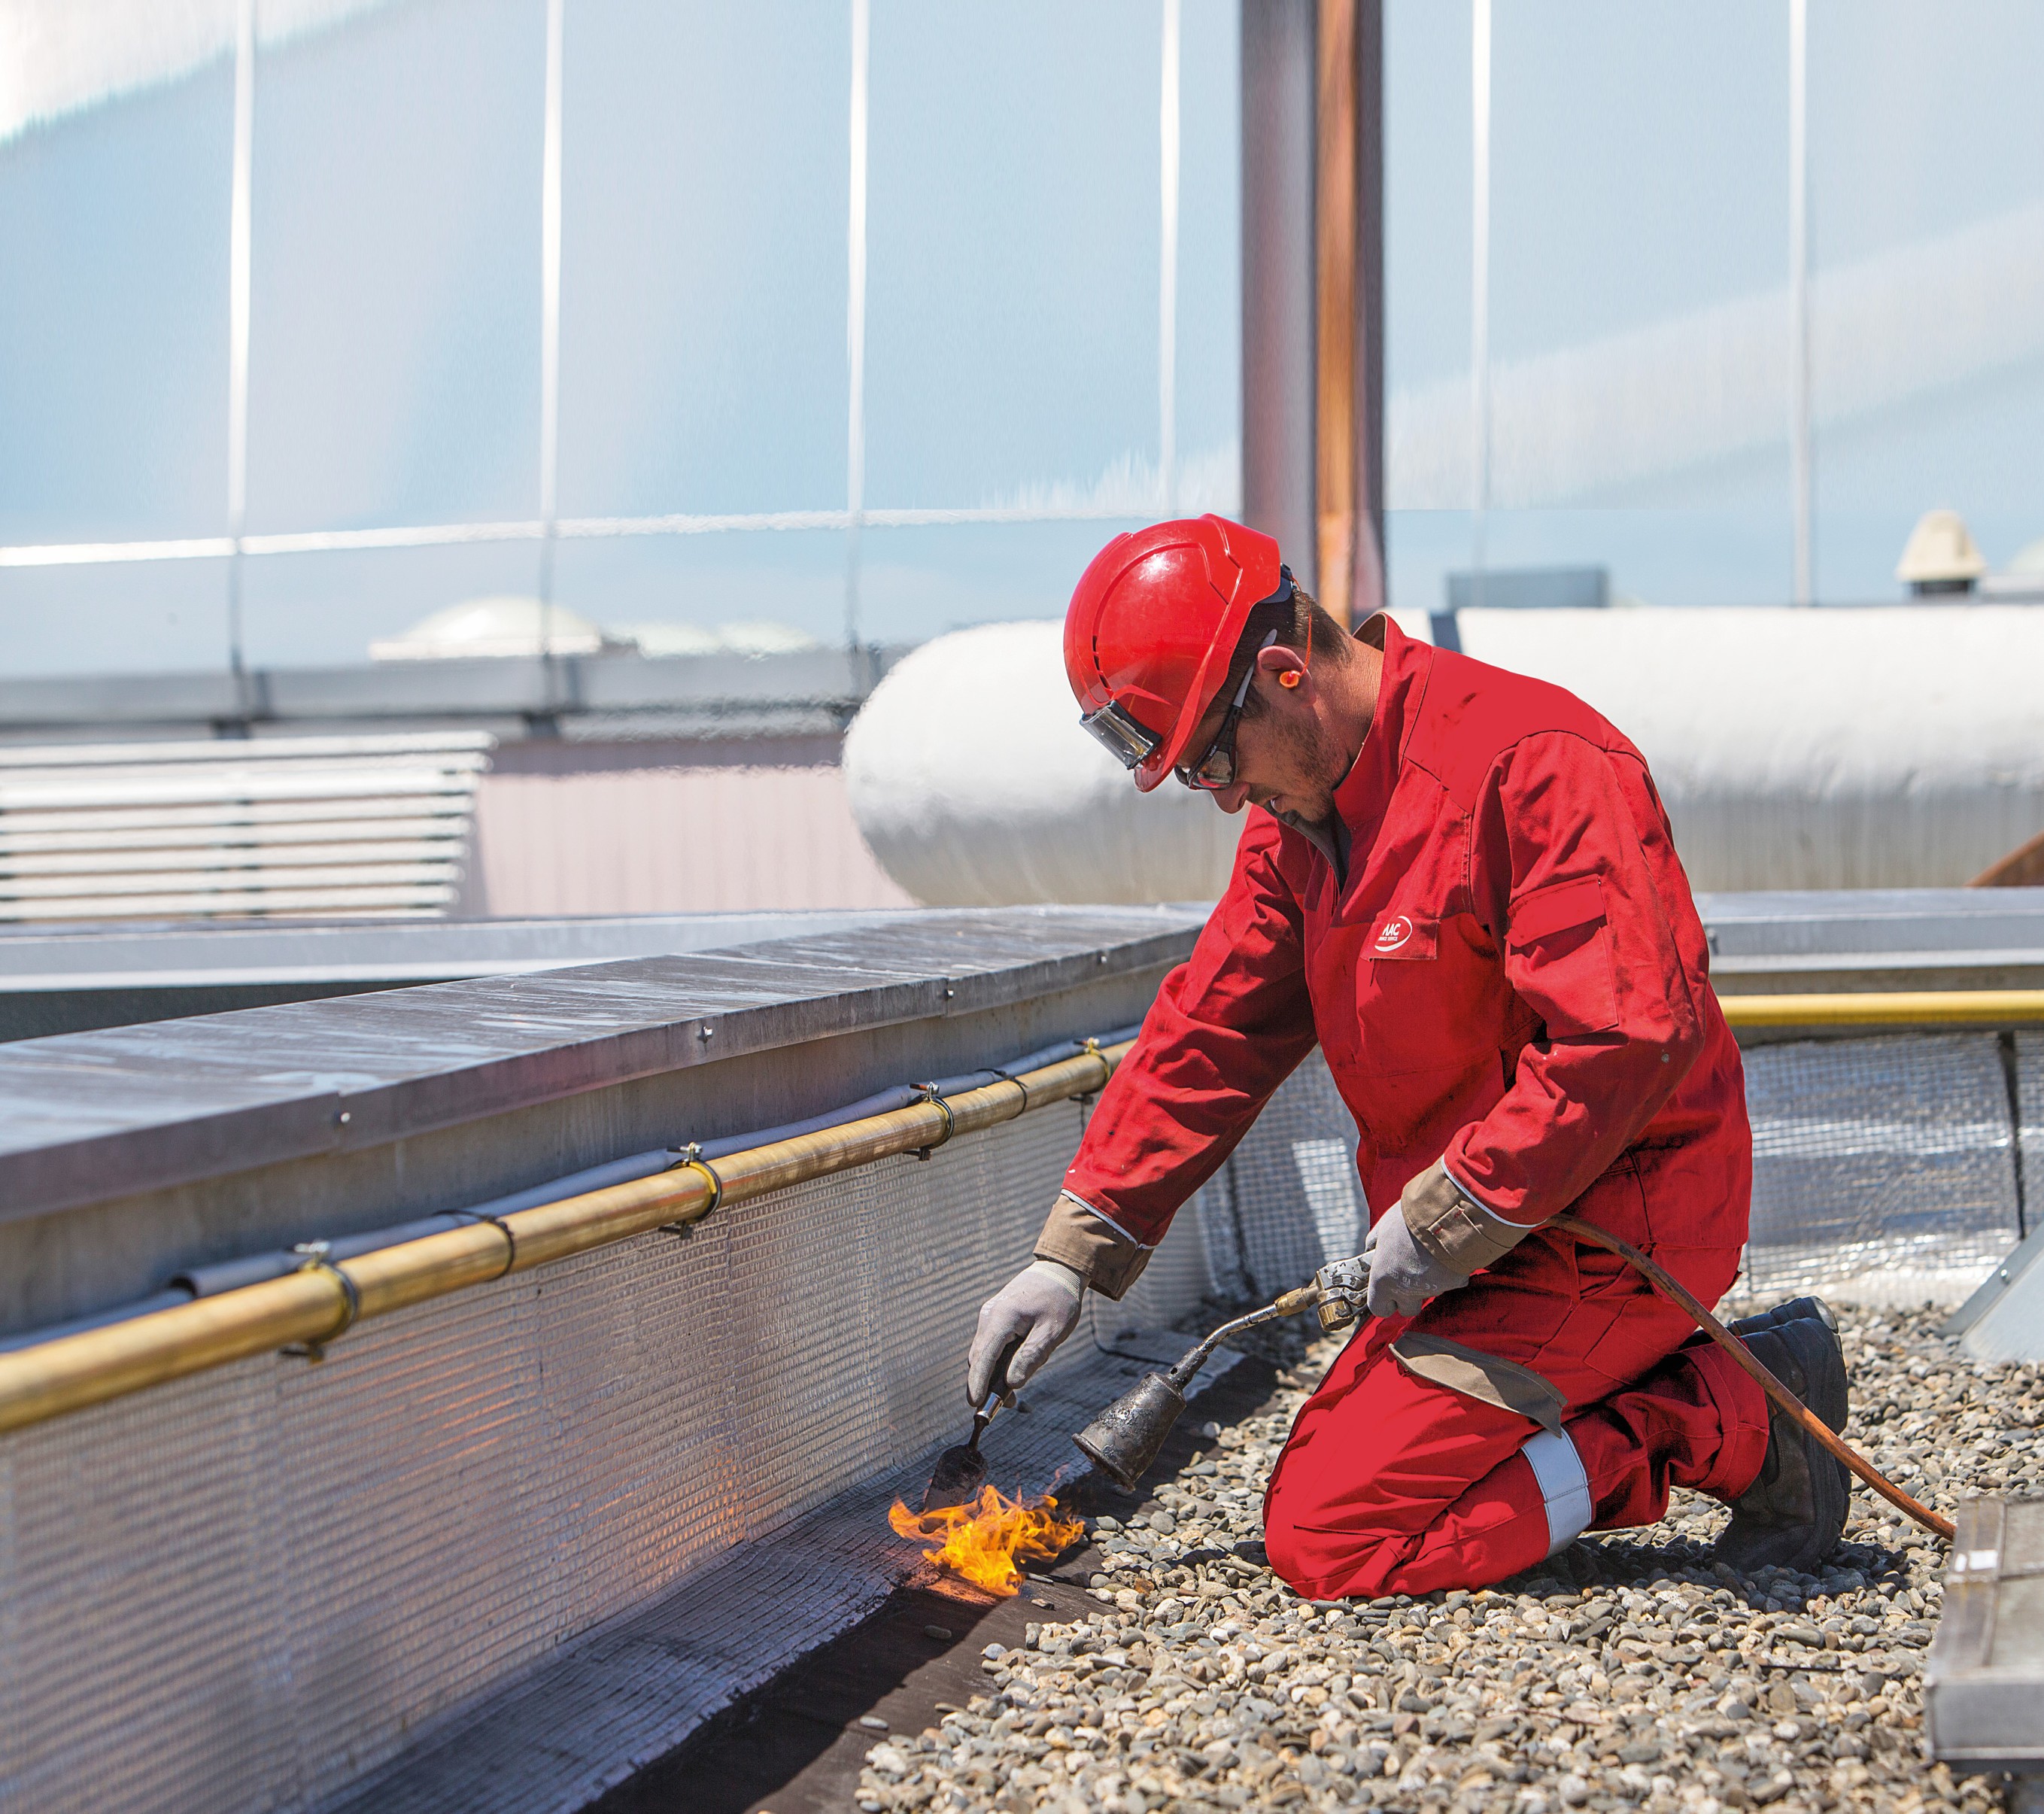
[965,515,1852,1597]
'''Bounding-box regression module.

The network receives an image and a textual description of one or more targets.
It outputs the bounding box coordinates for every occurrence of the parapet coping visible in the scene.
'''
[0,905,1204,1226]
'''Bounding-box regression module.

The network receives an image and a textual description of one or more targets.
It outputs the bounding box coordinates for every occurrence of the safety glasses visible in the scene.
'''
[1172,631,1276,791]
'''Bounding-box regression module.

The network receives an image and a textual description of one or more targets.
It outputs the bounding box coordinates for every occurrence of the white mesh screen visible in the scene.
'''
[2017,1031,2043,1220]
[1742,1032,2023,1302]
[1179,1036,2033,1308]
[0,1095,1180,1814]
[1211,1053,1361,1298]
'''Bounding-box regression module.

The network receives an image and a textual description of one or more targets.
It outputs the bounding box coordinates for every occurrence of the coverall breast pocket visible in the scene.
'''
[1504,876,1620,1038]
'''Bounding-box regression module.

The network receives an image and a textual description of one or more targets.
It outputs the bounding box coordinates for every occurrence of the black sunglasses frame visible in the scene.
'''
[1174,627,1279,791]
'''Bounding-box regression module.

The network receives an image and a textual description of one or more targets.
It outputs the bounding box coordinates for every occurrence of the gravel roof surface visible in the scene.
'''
[859,1305,2041,1814]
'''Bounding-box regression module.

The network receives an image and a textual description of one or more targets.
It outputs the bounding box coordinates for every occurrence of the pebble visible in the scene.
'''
[857,1305,2036,1814]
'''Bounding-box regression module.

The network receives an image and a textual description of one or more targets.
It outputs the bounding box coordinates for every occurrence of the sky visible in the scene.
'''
[1,0,2040,677]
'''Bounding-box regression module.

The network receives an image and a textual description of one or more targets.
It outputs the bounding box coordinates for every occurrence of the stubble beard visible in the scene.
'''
[1253,708,1346,827]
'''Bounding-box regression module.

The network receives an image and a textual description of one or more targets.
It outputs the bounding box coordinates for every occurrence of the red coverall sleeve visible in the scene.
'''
[1442,732,1706,1227]
[1061,815,1319,1247]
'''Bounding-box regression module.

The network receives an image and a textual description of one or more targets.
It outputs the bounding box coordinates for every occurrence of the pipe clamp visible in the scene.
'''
[472,1214,518,1280]
[282,1241,360,1363]
[908,1086,955,1159]
[1077,1036,1110,1106]
[661,1144,724,1238]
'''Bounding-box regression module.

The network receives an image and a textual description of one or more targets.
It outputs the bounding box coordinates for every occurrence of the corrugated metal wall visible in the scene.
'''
[471,739,915,916]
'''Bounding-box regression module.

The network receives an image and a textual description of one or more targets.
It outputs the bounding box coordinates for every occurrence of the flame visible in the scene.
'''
[888,1484,1085,1596]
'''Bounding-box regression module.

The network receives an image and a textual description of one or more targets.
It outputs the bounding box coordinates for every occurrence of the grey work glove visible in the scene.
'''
[1363,1205,1472,1320]
[967,1259,1083,1407]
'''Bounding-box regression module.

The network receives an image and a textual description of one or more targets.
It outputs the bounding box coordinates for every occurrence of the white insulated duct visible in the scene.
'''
[846,608,2044,904]
[843,621,1242,907]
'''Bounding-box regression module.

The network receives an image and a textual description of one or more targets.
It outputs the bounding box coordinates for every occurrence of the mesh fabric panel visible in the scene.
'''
[0,1098,1156,1814]
[333,1335,1244,1814]
[1167,1034,2029,1307]
[1742,1032,2022,1300]
[2018,1032,2043,1223]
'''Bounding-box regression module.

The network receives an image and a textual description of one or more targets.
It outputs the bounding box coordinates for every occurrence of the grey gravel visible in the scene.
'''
[859,1305,2041,1813]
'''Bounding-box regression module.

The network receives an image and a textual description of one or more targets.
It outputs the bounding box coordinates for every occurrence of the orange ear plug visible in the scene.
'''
[1277,612,1313,689]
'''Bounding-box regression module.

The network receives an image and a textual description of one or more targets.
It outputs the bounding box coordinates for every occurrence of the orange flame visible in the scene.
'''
[888,1484,1085,1596]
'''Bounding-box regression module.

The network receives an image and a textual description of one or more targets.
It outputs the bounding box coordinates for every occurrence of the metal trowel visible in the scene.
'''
[920,1335,1022,1512]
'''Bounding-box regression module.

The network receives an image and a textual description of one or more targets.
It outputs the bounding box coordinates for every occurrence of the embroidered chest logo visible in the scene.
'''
[1374,916,1414,953]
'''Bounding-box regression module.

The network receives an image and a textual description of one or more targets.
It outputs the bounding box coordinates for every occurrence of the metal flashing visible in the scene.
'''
[0,907,1204,1226]
[1926,1496,2044,1773]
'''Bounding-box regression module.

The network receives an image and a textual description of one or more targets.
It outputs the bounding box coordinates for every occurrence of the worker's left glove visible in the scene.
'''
[967,1259,1083,1407]
[1365,1159,1541,1319]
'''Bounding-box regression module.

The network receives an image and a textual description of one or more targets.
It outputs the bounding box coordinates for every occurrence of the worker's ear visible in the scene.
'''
[1256,643,1313,700]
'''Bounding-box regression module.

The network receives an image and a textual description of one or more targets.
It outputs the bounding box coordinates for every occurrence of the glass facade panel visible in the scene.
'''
[9,1,2039,675]
[863,0,1163,513]
[555,1,849,521]
[1386,0,1793,615]
[242,0,546,538]
[0,14,237,674]
[1806,0,2044,600]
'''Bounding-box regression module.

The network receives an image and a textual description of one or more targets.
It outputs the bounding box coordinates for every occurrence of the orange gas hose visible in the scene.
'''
[1551,1214,1954,1542]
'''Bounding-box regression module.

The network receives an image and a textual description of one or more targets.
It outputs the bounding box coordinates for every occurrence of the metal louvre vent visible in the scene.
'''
[0,733,492,922]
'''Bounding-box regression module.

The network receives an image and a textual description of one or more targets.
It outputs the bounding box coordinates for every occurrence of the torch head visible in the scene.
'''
[1072,1369,1187,1490]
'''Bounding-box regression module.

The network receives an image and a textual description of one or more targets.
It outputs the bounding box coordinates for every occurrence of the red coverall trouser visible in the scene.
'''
[1260,1229,1771,1600]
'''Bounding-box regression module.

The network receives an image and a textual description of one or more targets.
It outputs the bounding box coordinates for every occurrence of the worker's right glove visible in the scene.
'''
[1366,1159,1543,1318]
[967,1259,1083,1407]
[1363,1205,1471,1318]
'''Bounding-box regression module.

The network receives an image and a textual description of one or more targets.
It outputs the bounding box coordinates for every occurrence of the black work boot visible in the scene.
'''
[1712,1297,1850,1575]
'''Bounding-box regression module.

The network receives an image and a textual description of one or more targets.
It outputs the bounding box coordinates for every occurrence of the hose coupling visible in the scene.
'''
[1312,1253,1372,1332]
[281,1240,361,1363]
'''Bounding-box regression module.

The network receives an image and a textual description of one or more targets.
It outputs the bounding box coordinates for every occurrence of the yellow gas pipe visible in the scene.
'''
[0,1042,1131,1439]
[1720,989,2044,1030]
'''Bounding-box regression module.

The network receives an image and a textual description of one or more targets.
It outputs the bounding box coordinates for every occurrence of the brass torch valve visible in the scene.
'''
[1311,1253,1372,1332]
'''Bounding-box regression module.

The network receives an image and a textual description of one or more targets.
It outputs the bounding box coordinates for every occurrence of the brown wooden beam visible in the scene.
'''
[1970,826,2044,889]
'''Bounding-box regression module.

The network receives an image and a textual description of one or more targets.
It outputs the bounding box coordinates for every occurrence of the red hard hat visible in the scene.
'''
[1064,515,1285,792]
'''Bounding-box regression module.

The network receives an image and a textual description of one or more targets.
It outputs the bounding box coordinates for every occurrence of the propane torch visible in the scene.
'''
[1073,1253,1372,1490]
